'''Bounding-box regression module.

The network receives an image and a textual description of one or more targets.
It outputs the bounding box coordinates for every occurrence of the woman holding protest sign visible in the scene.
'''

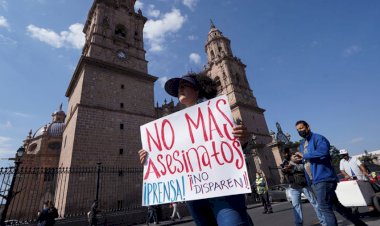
[139,72,253,226]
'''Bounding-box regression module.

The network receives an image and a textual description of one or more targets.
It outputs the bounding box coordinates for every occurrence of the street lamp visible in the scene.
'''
[16,147,25,159]
[89,162,101,226]
[0,146,25,226]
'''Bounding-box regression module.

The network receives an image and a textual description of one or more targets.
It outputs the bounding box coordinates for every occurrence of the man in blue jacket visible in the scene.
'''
[295,120,366,226]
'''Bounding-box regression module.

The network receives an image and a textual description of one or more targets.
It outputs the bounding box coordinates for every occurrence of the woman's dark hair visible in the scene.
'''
[43,200,54,208]
[295,120,309,128]
[195,72,217,100]
[283,147,291,154]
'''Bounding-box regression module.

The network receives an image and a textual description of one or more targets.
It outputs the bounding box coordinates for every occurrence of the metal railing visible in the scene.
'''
[0,165,143,224]
[0,163,261,224]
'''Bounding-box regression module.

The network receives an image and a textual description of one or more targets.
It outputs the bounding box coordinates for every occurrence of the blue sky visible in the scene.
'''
[0,0,379,161]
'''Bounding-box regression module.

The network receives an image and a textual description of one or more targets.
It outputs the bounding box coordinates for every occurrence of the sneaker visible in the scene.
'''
[262,211,268,214]
[267,210,273,214]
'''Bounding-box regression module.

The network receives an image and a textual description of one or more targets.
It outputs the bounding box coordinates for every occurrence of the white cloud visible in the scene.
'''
[135,0,144,11]
[147,5,160,18]
[189,53,201,64]
[13,112,31,118]
[0,137,15,157]
[0,136,12,153]
[342,45,362,57]
[61,23,85,49]
[0,136,11,143]
[150,42,163,52]
[188,35,198,41]
[182,0,199,11]
[27,25,64,48]
[26,23,85,49]
[157,76,169,88]
[0,16,9,29]
[0,0,7,10]
[350,137,364,144]
[144,8,186,52]
[1,121,12,128]
[0,34,17,45]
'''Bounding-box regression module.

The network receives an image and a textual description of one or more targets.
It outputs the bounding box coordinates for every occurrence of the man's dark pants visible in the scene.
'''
[313,181,367,226]
[259,192,272,213]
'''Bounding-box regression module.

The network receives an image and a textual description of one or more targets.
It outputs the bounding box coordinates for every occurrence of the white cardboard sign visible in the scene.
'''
[140,95,251,206]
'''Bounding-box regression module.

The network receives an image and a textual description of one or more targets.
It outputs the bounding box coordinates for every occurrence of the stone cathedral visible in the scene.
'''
[16,0,282,219]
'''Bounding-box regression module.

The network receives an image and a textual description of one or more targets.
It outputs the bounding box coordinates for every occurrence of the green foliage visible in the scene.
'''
[330,145,341,173]
[358,150,378,165]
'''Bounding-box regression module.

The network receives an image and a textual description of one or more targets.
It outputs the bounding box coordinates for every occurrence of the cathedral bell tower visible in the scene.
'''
[204,22,271,145]
[81,0,146,73]
[56,0,157,215]
[61,0,156,168]
[204,22,282,186]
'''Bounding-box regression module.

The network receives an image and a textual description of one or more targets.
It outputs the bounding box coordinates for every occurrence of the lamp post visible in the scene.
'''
[0,146,25,226]
[89,162,101,226]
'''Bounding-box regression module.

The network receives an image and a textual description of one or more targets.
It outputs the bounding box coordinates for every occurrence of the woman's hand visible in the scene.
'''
[232,124,249,145]
[138,149,148,164]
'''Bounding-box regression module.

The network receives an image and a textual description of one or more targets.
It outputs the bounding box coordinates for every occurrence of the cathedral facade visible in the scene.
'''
[17,0,282,218]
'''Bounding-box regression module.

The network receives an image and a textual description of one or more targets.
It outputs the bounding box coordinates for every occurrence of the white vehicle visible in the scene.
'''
[335,179,380,212]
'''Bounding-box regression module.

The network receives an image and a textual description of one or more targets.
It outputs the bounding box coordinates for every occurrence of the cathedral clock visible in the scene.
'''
[116,50,127,59]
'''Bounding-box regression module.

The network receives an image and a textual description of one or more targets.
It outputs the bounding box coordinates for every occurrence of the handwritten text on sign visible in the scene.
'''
[140,95,251,206]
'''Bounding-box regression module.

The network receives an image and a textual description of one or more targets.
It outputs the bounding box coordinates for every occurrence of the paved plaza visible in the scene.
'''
[138,202,380,226]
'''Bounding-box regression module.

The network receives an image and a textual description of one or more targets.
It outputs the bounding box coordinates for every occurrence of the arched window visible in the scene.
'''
[215,76,222,94]
[210,50,215,60]
[29,143,37,152]
[115,24,126,38]
[236,73,240,84]
[218,44,222,53]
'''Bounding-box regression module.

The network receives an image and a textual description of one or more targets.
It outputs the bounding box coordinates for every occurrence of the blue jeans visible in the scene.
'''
[289,186,325,226]
[186,194,253,226]
[313,181,367,226]
[146,207,158,224]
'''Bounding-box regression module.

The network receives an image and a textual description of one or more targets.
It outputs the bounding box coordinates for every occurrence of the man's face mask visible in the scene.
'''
[298,130,308,138]
[296,123,310,138]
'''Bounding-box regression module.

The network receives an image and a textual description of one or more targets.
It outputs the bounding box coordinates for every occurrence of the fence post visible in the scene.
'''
[89,162,101,226]
[96,162,101,202]
[0,160,21,226]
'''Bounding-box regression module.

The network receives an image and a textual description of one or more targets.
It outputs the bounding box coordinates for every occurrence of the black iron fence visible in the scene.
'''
[0,164,260,225]
[0,165,144,224]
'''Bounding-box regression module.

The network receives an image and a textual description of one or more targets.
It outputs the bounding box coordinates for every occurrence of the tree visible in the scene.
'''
[330,145,341,173]
[358,150,379,170]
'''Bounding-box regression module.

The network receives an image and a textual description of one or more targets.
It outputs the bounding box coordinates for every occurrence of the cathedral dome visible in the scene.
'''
[53,109,65,115]
[33,122,65,138]
[32,105,66,138]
